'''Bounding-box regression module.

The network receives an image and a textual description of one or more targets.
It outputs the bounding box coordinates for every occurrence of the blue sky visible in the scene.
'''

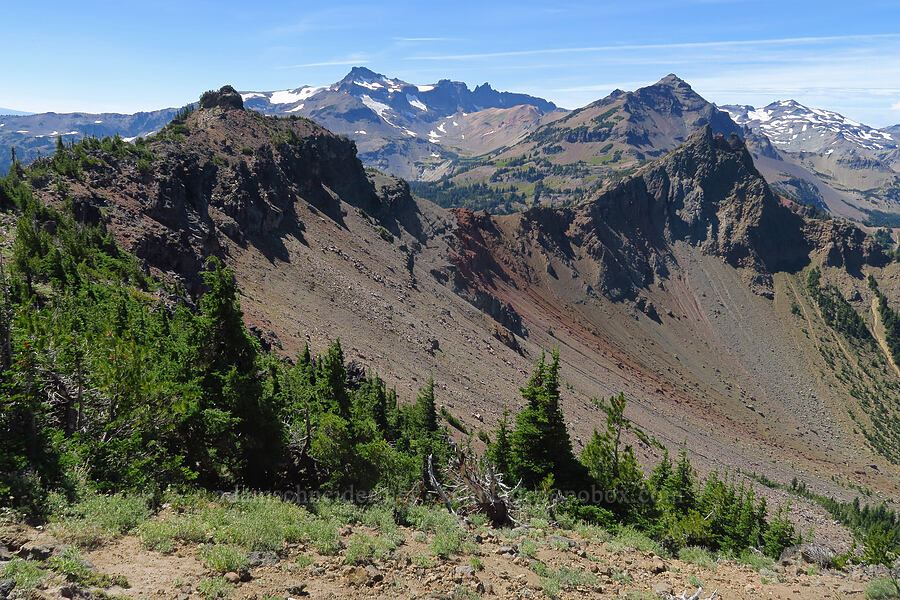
[3,0,900,126]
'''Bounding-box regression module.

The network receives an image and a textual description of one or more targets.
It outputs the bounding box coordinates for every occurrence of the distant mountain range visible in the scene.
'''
[2,69,900,223]
[240,66,563,179]
[721,100,897,155]
[0,108,33,116]
[0,108,178,171]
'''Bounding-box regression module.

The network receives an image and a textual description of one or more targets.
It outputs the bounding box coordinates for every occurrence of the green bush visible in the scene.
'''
[431,530,464,558]
[197,577,233,599]
[199,544,248,573]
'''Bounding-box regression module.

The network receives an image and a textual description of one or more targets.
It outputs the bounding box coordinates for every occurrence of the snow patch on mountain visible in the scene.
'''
[406,94,427,111]
[722,100,896,153]
[356,80,382,90]
[360,95,391,118]
[269,90,307,104]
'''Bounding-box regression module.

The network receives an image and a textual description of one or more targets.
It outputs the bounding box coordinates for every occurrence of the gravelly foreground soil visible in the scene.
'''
[8,521,886,600]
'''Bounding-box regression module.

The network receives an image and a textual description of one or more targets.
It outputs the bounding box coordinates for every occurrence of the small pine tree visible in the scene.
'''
[317,339,349,417]
[667,448,696,515]
[416,377,438,433]
[508,349,585,490]
[489,408,511,477]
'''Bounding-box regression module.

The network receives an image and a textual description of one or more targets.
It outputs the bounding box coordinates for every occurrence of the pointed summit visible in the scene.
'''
[340,66,384,82]
[654,73,691,87]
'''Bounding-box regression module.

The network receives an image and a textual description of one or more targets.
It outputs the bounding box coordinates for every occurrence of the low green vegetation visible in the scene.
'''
[196,576,234,599]
[199,544,249,573]
[867,577,900,599]
[807,267,872,344]
[1,558,47,591]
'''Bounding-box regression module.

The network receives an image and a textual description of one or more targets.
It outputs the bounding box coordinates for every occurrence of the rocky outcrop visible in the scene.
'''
[199,85,244,110]
[449,124,886,304]
[31,101,422,294]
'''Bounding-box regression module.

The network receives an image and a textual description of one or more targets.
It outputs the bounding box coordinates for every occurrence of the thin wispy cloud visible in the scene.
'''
[892,102,900,111]
[406,33,900,61]
[393,37,457,42]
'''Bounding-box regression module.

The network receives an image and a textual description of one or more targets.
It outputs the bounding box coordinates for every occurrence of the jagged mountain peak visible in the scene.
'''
[653,73,691,87]
[341,66,384,81]
[721,99,897,154]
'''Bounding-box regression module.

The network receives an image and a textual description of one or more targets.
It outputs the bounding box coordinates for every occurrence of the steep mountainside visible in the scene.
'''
[240,67,564,180]
[0,108,178,173]
[27,91,900,535]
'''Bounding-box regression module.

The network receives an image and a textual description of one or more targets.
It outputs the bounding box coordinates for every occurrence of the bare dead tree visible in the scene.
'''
[429,440,519,527]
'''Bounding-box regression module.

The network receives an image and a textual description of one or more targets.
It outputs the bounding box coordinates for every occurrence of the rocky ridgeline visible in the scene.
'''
[30,87,424,294]
[450,125,886,305]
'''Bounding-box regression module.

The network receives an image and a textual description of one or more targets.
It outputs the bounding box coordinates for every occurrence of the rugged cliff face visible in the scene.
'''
[35,88,423,292]
[450,126,885,305]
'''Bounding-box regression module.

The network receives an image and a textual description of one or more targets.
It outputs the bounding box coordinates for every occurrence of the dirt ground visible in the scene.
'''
[4,520,886,600]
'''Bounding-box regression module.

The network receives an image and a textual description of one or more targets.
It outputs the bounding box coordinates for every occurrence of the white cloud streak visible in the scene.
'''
[405,33,900,61]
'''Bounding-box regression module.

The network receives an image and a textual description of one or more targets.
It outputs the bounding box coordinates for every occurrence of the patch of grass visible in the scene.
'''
[413,553,436,567]
[572,522,609,542]
[47,547,129,588]
[138,519,177,553]
[432,530,464,558]
[405,504,459,533]
[140,493,340,555]
[688,574,704,588]
[612,569,632,584]
[606,526,663,556]
[541,577,562,598]
[452,584,481,600]
[1,557,47,590]
[540,566,598,597]
[467,513,488,529]
[737,549,774,572]
[344,533,397,565]
[518,537,538,558]
[197,576,234,599]
[469,557,484,571]
[52,492,151,548]
[295,555,313,568]
[678,546,717,570]
[199,544,248,573]
[867,577,900,599]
